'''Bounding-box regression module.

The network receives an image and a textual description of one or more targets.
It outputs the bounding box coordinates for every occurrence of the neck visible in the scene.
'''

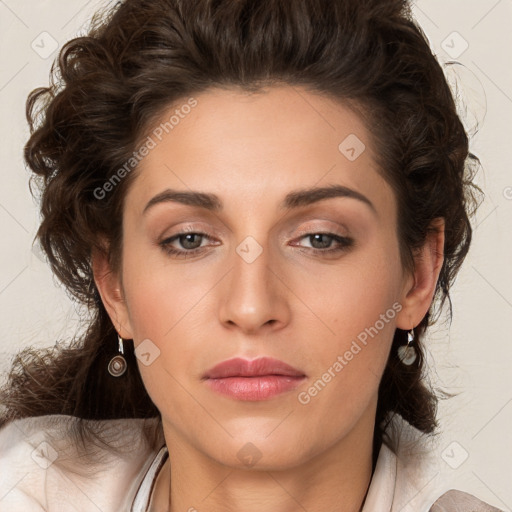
[152,417,377,512]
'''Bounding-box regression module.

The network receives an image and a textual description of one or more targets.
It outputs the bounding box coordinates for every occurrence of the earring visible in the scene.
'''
[397,328,418,365]
[108,334,128,377]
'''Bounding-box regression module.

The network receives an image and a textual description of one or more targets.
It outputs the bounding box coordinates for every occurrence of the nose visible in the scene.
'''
[218,240,290,335]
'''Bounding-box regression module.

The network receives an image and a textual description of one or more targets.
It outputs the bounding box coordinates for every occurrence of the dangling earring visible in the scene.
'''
[398,328,418,365]
[108,333,128,377]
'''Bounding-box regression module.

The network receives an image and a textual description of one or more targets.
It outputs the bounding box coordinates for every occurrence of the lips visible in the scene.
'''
[203,357,306,401]
[203,357,305,379]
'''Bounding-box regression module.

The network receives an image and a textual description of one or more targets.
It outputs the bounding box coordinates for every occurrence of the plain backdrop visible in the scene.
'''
[0,0,511,510]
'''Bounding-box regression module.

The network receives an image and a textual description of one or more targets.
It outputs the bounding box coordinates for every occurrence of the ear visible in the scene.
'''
[396,217,445,330]
[91,242,134,339]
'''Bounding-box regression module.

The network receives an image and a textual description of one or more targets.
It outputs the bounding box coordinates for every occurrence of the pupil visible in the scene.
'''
[311,234,331,249]
[182,234,201,249]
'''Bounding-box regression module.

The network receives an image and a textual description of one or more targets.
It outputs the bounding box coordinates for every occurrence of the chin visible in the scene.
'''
[204,432,318,472]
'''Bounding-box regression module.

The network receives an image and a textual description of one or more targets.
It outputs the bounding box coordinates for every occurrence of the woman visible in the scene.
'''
[0,0,500,510]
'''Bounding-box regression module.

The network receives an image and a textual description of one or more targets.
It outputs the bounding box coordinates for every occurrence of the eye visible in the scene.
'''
[292,232,354,255]
[158,229,354,259]
[159,231,217,258]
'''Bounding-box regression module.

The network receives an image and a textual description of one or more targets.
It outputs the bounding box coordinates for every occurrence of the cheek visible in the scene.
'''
[293,238,401,399]
[120,235,203,338]
[299,236,401,341]
[119,235,231,389]
[119,250,206,408]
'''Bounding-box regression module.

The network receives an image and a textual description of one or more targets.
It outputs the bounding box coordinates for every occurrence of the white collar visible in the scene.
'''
[131,444,169,512]
[362,443,397,512]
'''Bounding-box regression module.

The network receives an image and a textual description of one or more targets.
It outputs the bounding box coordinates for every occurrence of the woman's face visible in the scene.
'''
[101,85,421,469]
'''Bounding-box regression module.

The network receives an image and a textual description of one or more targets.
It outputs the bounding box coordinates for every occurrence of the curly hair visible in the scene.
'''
[0,0,483,463]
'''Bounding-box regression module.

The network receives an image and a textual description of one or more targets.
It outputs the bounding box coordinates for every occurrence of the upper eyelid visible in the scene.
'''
[160,217,351,235]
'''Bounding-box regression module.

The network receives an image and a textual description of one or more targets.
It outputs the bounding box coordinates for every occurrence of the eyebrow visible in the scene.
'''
[142,184,377,216]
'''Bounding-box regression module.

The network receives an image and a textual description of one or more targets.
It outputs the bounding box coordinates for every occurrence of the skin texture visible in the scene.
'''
[93,85,444,512]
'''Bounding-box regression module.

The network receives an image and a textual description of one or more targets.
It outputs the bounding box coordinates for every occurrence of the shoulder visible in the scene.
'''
[0,414,163,512]
[381,417,503,512]
[429,489,504,511]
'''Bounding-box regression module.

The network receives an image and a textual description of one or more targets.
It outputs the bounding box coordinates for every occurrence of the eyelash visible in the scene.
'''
[159,229,354,259]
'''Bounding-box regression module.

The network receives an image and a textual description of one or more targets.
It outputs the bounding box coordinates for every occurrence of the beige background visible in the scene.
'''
[0,0,511,509]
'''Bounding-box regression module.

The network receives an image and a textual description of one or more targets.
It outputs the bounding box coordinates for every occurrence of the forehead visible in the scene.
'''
[125,85,395,221]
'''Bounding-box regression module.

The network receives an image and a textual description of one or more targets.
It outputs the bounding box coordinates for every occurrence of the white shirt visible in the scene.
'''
[0,414,500,511]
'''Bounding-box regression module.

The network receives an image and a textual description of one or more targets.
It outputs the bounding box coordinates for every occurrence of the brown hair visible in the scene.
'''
[0,0,482,463]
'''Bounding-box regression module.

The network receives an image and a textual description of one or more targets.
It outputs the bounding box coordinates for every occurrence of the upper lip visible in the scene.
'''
[203,357,306,379]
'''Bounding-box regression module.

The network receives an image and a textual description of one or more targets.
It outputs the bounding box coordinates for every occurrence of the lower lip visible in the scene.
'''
[204,375,305,401]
